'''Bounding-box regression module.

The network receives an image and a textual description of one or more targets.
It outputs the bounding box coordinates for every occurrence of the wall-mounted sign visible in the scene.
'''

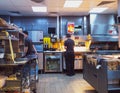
[67,22,74,34]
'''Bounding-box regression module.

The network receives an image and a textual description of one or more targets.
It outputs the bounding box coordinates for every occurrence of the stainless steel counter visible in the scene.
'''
[44,50,64,53]
[83,53,120,93]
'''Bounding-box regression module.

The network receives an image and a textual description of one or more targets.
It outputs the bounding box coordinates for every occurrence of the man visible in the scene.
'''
[64,33,75,76]
[23,31,39,82]
[23,31,37,56]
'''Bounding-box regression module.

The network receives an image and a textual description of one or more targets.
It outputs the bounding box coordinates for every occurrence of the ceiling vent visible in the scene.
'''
[97,1,115,6]
[9,11,20,14]
[31,0,44,3]
[48,12,59,16]
[49,12,58,14]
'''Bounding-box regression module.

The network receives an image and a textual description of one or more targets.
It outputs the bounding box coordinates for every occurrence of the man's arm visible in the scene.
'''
[33,45,38,55]
[64,41,67,50]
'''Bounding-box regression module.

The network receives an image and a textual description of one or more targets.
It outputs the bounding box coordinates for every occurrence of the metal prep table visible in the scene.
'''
[83,54,120,93]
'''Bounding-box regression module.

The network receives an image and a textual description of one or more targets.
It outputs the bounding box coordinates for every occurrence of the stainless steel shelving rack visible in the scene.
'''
[0,55,38,93]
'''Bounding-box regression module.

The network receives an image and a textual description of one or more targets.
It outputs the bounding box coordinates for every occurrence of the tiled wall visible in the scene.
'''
[0,16,87,37]
[10,16,57,36]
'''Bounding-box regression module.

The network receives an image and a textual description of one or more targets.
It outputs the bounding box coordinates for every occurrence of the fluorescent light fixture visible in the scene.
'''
[32,6,47,12]
[89,7,108,13]
[64,0,83,8]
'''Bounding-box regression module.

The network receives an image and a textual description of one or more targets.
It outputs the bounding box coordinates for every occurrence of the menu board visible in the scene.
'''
[67,22,74,34]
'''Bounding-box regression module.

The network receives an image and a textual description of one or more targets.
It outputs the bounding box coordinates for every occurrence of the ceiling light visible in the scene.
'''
[64,0,83,8]
[89,7,108,13]
[32,6,47,12]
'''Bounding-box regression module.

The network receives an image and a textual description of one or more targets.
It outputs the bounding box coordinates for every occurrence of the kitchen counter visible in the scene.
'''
[44,50,64,53]
[44,49,91,53]
[43,49,91,72]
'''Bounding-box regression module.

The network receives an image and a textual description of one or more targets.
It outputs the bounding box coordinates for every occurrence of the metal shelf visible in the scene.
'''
[108,84,120,91]
[0,86,21,91]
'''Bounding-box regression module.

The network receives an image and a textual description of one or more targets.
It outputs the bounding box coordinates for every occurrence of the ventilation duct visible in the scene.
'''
[49,12,58,14]
[9,11,20,15]
[31,0,44,3]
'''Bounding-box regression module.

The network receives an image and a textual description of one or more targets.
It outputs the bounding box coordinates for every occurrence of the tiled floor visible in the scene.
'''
[37,73,97,93]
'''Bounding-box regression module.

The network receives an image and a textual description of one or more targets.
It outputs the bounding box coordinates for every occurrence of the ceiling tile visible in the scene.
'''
[0,0,118,16]
[11,0,31,6]
[0,0,13,6]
